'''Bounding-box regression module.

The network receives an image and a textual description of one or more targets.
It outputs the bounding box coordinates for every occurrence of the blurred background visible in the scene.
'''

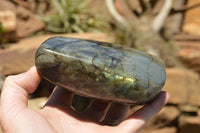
[0,0,200,132]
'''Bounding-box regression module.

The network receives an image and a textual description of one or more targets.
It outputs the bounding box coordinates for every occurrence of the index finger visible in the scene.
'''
[119,91,169,132]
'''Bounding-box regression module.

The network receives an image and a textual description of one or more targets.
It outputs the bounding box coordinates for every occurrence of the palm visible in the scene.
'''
[39,107,113,133]
[6,104,125,133]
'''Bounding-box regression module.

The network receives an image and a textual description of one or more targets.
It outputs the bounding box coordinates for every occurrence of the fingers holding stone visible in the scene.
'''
[77,99,130,125]
[80,99,111,122]
[101,102,130,126]
[45,86,74,111]
[70,95,130,125]
[44,89,168,128]
[119,91,169,132]
[131,91,169,122]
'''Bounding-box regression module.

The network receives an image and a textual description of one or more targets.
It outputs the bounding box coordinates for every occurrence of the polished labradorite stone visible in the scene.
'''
[35,37,166,105]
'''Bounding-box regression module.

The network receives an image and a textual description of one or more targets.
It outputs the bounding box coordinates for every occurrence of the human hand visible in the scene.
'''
[0,67,169,133]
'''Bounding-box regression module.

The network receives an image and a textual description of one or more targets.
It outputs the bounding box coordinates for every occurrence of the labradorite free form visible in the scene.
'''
[35,37,166,105]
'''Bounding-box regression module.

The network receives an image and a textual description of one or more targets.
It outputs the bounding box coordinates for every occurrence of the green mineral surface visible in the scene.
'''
[35,37,166,105]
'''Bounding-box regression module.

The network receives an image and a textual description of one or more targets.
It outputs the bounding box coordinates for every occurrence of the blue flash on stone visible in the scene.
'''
[35,37,166,105]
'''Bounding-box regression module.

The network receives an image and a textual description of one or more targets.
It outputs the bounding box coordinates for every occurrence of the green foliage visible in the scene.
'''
[0,22,6,33]
[38,0,105,33]
[0,22,7,43]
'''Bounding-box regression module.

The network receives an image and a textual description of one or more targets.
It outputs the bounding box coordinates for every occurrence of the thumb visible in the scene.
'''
[0,66,41,109]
